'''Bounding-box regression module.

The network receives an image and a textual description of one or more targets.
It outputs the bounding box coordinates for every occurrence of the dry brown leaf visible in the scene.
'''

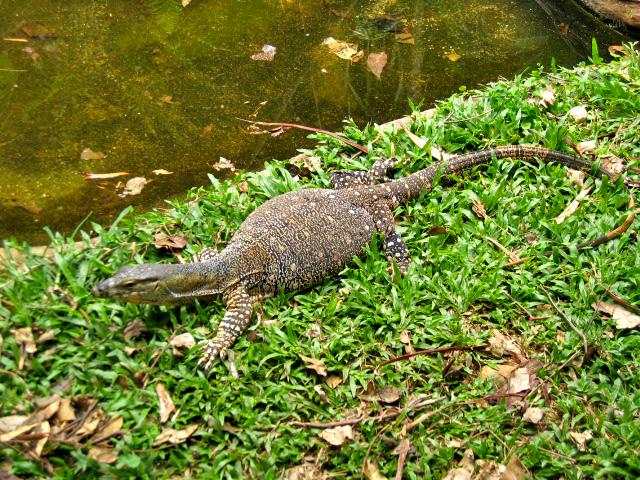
[88,446,118,464]
[576,140,597,154]
[402,124,427,149]
[366,52,387,79]
[170,332,196,356]
[601,155,626,176]
[351,50,365,63]
[555,186,592,224]
[57,398,76,422]
[91,416,123,444]
[429,146,452,161]
[325,375,342,388]
[153,233,188,250]
[152,169,173,175]
[0,422,38,442]
[567,169,586,187]
[75,409,104,438]
[446,51,462,62]
[300,355,327,376]
[569,430,593,450]
[593,301,640,329]
[285,463,327,480]
[159,95,173,104]
[250,44,277,61]
[212,157,236,172]
[80,148,106,161]
[442,448,474,480]
[487,330,521,357]
[376,386,402,404]
[322,37,359,60]
[522,407,544,424]
[568,105,588,123]
[503,455,526,480]
[472,201,488,220]
[478,364,517,387]
[0,415,29,434]
[156,384,176,424]
[363,460,387,480]
[81,171,129,180]
[607,45,626,55]
[395,32,415,44]
[538,88,556,107]
[153,424,199,446]
[119,176,148,197]
[123,320,146,340]
[318,425,354,446]
[508,367,531,394]
[202,124,214,136]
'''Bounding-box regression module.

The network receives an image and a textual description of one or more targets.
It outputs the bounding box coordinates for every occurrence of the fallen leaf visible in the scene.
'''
[123,320,146,340]
[601,155,626,176]
[57,398,76,422]
[446,51,462,62]
[159,95,173,104]
[576,140,596,154]
[503,455,526,480]
[318,425,353,446]
[152,424,199,446]
[170,332,196,355]
[366,52,387,79]
[569,430,593,450]
[153,233,187,250]
[567,169,586,187]
[593,301,640,329]
[442,448,474,480]
[156,383,176,424]
[472,201,488,220]
[250,44,277,61]
[555,186,592,224]
[429,146,452,161]
[325,375,342,388]
[80,148,106,160]
[181,0,192,6]
[238,181,249,193]
[350,50,365,63]
[487,330,521,357]
[81,172,129,180]
[202,124,214,136]
[568,105,588,123]
[91,416,123,444]
[395,32,415,44]
[88,446,118,464]
[152,169,173,175]
[376,386,402,404]
[285,463,327,480]
[119,177,148,197]
[522,407,544,424]
[0,415,29,433]
[22,46,39,61]
[15,203,42,215]
[211,157,236,172]
[402,124,427,148]
[538,87,556,107]
[607,45,626,55]
[322,37,359,60]
[363,460,387,480]
[508,367,531,394]
[300,355,327,376]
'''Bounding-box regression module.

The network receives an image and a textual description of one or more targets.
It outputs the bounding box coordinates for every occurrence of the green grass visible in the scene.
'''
[1,45,639,479]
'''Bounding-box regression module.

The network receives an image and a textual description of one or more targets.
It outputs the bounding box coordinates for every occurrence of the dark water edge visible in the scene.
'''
[0,0,627,244]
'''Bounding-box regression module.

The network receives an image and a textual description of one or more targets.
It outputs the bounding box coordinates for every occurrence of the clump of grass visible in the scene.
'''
[1,45,639,479]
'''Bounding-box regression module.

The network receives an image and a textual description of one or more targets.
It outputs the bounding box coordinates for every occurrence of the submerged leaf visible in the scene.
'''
[250,44,277,61]
[366,52,387,79]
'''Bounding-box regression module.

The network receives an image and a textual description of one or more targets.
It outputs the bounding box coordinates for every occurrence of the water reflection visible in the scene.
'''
[0,0,626,242]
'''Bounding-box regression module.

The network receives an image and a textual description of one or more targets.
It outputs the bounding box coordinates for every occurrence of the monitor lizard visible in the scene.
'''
[92,145,623,369]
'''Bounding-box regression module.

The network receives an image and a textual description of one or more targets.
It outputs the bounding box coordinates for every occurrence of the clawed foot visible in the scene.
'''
[196,338,227,370]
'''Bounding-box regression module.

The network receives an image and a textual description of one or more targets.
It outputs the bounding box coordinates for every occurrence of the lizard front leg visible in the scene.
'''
[198,285,254,370]
[331,156,405,189]
[371,202,411,274]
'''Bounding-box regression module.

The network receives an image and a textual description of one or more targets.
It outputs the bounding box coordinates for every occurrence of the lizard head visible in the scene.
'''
[92,263,226,305]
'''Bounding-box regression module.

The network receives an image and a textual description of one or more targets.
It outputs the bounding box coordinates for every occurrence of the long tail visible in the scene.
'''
[384,145,615,204]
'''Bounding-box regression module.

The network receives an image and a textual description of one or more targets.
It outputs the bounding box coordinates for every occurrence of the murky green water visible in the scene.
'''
[0,0,626,243]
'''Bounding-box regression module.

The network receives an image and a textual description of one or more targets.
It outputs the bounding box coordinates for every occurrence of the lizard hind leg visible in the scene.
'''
[371,202,411,274]
[330,170,375,189]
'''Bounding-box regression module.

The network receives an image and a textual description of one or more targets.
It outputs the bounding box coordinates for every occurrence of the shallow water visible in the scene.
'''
[0,0,626,243]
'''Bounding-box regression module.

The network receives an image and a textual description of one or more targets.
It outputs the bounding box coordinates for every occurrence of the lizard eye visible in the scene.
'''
[122,280,137,288]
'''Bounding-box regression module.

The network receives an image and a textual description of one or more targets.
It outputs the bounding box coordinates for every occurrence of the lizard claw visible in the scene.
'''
[197,339,227,370]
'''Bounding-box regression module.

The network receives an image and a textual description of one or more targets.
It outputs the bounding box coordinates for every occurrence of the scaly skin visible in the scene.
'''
[93,145,618,369]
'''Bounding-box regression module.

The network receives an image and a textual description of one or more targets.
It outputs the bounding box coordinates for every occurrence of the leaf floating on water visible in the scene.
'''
[159,95,173,104]
[211,157,236,172]
[395,32,415,45]
[322,37,359,60]
[119,177,149,197]
[181,0,192,6]
[366,52,387,79]
[350,49,364,63]
[81,172,129,180]
[446,51,461,62]
[152,169,173,175]
[202,124,214,136]
[250,44,276,61]
[80,148,105,160]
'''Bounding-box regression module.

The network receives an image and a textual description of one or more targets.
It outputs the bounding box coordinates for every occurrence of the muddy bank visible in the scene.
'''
[579,0,640,29]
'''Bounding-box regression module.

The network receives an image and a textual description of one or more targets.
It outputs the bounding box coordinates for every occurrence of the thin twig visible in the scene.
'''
[486,236,519,263]
[603,287,640,314]
[236,118,368,153]
[361,423,392,479]
[542,287,589,363]
[375,345,487,374]
[504,291,549,321]
[576,211,635,249]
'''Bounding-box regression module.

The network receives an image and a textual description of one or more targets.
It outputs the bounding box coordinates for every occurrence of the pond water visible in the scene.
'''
[0,0,627,243]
